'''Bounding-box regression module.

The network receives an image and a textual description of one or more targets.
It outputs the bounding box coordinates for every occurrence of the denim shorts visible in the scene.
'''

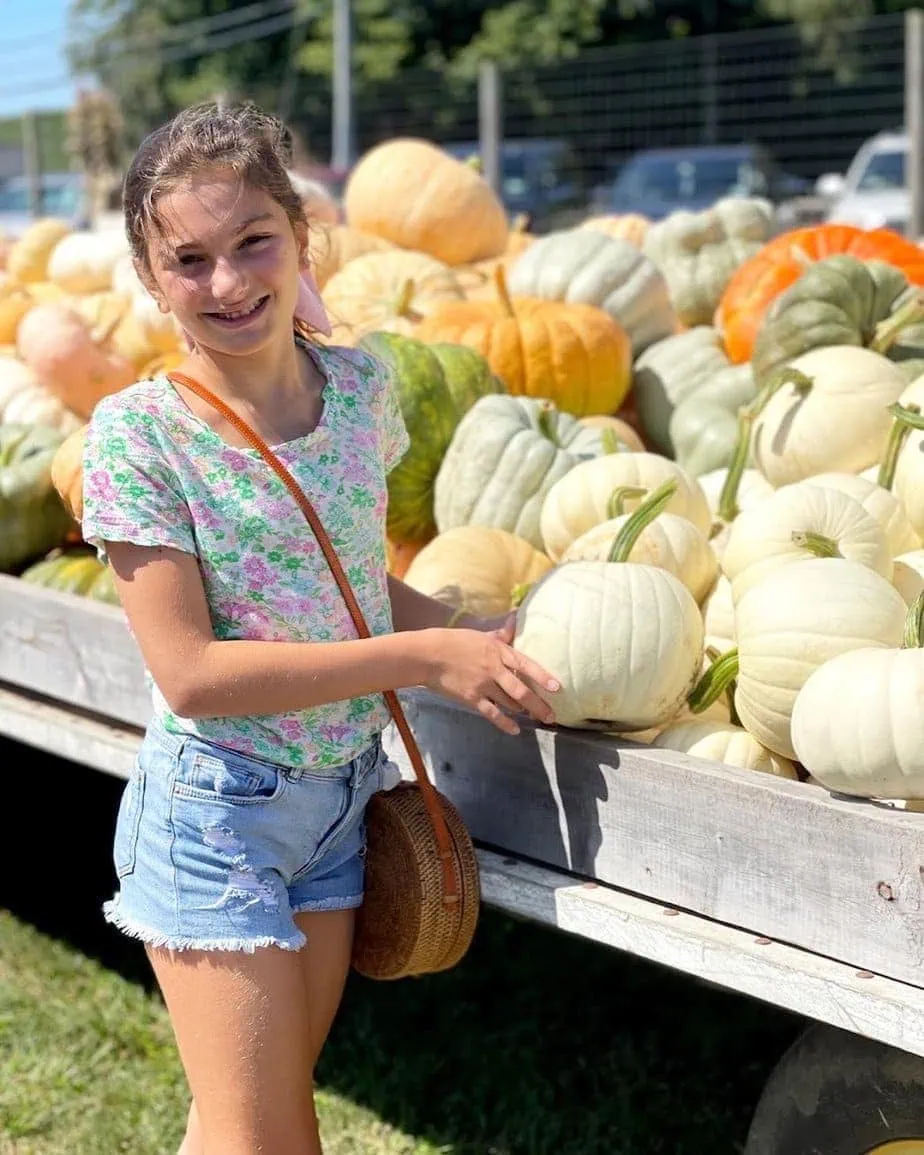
[103,717,400,953]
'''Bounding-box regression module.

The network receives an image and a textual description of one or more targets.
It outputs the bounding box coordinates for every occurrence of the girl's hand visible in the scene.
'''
[419,619,559,736]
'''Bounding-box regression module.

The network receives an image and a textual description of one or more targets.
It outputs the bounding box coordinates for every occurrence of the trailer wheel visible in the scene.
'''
[744,1024,924,1155]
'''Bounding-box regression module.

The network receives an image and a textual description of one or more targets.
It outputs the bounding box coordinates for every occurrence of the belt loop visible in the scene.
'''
[287,764,304,783]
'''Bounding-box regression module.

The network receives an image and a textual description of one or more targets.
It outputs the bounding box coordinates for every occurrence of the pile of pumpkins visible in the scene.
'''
[8,136,924,806]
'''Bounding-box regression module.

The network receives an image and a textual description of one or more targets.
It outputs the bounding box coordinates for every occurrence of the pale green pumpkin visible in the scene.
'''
[1,422,73,573]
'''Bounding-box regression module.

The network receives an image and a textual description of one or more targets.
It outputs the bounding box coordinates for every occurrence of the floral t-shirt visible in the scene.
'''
[81,340,410,771]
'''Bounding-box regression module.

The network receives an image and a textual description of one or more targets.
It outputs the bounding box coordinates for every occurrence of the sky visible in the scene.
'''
[0,0,75,119]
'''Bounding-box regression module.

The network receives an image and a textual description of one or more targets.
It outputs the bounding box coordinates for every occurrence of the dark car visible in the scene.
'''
[594,144,809,220]
[442,137,585,232]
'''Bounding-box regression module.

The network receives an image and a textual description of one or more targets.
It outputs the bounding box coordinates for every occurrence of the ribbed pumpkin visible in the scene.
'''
[307,223,395,289]
[716,224,924,365]
[507,227,675,354]
[360,332,501,543]
[20,546,118,604]
[1,423,74,573]
[415,268,632,418]
[580,214,650,247]
[403,526,553,617]
[344,138,509,267]
[323,250,464,345]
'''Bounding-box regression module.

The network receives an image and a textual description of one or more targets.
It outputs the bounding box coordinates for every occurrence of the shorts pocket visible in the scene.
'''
[114,761,146,879]
[173,749,287,805]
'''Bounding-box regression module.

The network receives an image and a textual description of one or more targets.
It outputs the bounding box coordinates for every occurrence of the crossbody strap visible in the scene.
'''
[168,371,459,906]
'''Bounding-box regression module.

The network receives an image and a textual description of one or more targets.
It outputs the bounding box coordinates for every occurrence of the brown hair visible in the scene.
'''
[123,100,308,283]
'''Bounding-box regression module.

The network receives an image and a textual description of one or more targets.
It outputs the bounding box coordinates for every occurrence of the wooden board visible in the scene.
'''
[2,575,924,988]
[3,682,924,1061]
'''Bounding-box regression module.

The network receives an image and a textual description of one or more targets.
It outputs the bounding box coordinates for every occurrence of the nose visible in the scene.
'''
[209,256,247,303]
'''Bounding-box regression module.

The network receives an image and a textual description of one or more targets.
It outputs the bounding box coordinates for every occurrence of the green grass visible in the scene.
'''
[0,740,802,1154]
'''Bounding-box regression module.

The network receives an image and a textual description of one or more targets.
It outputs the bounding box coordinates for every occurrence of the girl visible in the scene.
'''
[80,101,560,1155]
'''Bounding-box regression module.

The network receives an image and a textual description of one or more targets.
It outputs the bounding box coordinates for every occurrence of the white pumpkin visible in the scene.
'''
[507,228,676,354]
[697,467,773,519]
[733,558,906,759]
[539,451,711,562]
[703,573,735,652]
[750,346,907,486]
[653,720,798,778]
[3,382,82,433]
[0,355,43,416]
[887,375,924,539]
[513,561,704,731]
[721,482,893,601]
[892,550,924,605]
[808,470,919,556]
[791,597,924,798]
[47,229,130,295]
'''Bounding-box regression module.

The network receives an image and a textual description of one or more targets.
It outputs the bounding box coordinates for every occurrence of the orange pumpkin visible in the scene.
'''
[386,536,428,579]
[307,223,396,290]
[716,225,924,364]
[50,423,87,522]
[344,138,509,267]
[415,268,632,418]
[455,215,535,299]
[580,213,650,247]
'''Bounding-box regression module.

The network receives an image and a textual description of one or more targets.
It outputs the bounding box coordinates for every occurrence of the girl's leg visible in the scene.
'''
[170,909,356,1155]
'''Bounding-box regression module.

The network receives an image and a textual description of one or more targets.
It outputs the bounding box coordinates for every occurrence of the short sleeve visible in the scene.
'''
[370,355,410,473]
[81,396,196,563]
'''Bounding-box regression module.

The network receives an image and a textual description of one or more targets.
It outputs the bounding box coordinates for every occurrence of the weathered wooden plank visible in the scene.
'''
[3,682,924,1060]
[0,576,150,727]
[384,694,924,989]
[4,575,924,986]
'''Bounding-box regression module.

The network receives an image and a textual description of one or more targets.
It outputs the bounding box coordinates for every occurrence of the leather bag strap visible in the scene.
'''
[168,371,459,905]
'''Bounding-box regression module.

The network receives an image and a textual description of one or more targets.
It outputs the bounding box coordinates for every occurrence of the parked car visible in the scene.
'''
[0,172,87,236]
[816,129,908,233]
[592,144,809,220]
[441,137,585,231]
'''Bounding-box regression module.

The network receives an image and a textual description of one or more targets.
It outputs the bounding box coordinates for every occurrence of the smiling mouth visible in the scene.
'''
[204,296,270,325]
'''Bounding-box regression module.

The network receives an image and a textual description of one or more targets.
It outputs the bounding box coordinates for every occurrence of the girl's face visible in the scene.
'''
[143,167,305,357]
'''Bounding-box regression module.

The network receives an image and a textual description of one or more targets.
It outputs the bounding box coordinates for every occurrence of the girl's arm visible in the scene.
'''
[106,541,558,735]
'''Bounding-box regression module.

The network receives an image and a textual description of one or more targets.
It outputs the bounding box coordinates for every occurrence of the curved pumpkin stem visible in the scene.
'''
[903,591,924,648]
[791,530,842,558]
[536,400,561,446]
[607,478,677,563]
[879,401,924,489]
[688,648,739,714]
[870,293,924,354]
[393,278,423,323]
[606,485,648,520]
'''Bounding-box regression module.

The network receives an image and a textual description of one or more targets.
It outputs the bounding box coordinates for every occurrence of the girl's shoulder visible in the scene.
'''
[88,376,180,454]
[308,341,388,398]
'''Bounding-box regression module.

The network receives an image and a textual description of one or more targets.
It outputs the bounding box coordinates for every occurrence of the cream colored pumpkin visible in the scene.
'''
[7,218,71,283]
[560,509,717,605]
[513,561,704,731]
[322,250,464,344]
[887,374,924,539]
[750,346,907,486]
[402,527,552,617]
[653,720,798,778]
[306,223,396,290]
[47,229,130,295]
[578,413,645,453]
[507,228,675,355]
[891,550,924,604]
[540,452,711,562]
[791,604,924,799]
[0,356,43,417]
[734,558,906,759]
[808,470,919,556]
[721,482,893,601]
[3,381,82,434]
[697,467,773,519]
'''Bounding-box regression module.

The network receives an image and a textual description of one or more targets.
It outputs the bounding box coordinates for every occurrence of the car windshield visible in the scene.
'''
[855,150,905,192]
[612,154,761,201]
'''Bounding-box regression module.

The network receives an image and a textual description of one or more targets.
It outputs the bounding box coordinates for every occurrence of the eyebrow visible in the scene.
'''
[174,213,276,254]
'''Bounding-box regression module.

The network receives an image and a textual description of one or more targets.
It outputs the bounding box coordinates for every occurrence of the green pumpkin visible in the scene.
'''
[433,394,612,550]
[19,545,117,602]
[360,332,502,543]
[1,423,73,573]
[668,363,757,477]
[751,255,924,383]
[632,326,742,455]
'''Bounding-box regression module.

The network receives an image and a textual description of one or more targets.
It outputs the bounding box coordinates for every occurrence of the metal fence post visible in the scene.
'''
[478,62,503,195]
[21,111,41,219]
[332,0,356,171]
[906,8,924,238]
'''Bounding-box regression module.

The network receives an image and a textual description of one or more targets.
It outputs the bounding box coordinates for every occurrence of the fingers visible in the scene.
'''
[494,667,555,725]
[501,646,561,695]
[476,697,521,736]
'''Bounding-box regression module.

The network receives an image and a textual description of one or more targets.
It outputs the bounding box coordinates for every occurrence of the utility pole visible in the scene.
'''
[331,0,356,172]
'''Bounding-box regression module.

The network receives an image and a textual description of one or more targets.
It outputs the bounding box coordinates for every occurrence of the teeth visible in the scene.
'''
[217,300,261,320]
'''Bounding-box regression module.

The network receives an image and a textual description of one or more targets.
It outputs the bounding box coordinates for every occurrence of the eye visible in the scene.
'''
[178,253,203,267]
[241,233,272,248]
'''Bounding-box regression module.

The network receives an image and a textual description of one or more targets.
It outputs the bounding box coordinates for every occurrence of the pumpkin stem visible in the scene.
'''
[717,367,811,523]
[879,402,924,489]
[536,401,561,446]
[791,530,842,558]
[464,154,483,173]
[705,644,741,725]
[688,648,739,714]
[599,427,627,456]
[606,485,647,520]
[607,478,677,563]
[510,213,530,235]
[510,581,533,608]
[494,265,516,318]
[394,278,423,322]
[870,293,924,354]
[902,591,924,649]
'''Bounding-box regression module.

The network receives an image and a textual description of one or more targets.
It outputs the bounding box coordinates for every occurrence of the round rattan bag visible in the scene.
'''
[167,370,482,982]
[352,777,480,980]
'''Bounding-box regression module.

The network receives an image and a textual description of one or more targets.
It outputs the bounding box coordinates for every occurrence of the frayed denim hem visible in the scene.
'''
[291,893,364,914]
[102,898,307,953]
